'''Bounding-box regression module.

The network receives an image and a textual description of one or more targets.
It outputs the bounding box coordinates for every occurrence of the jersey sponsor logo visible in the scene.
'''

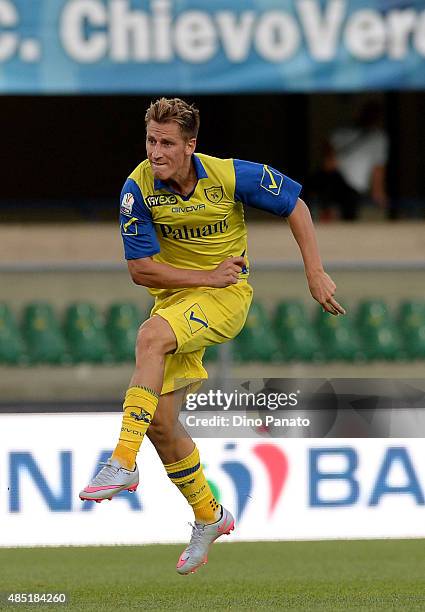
[121,192,135,216]
[145,194,178,208]
[184,303,209,334]
[171,204,206,214]
[260,165,283,196]
[204,186,224,204]
[121,216,138,235]
[159,218,229,240]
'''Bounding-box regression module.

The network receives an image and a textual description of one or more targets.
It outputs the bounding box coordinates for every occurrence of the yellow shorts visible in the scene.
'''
[150,281,253,395]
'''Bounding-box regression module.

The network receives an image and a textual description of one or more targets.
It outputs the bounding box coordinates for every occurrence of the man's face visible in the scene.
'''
[146,120,195,181]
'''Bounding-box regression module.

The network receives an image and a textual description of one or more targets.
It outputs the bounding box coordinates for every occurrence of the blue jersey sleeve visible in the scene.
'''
[233,159,302,217]
[120,178,160,260]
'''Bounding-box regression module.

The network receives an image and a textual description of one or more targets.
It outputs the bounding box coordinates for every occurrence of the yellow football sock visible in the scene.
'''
[112,385,159,470]
[164,446,221,524]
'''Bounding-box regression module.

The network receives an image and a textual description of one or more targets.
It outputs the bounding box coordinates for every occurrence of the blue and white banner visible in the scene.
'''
[1,0,425,93]
[1,413,425,546]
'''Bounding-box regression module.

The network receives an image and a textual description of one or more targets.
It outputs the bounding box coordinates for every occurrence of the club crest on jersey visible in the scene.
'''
[121,193,135,216]
[204,186,224,204]
[146,194,178,208]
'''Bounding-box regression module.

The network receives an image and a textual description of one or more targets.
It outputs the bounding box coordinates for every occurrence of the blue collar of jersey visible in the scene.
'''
[153,154,208,191]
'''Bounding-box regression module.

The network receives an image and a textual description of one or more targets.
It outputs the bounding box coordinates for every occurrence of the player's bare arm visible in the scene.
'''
[287,198,346,316]
[128,256,246,289]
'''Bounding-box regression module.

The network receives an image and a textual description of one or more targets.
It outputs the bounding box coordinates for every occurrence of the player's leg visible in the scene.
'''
[151,284,252,571]
[147,386,234,575]
[147,386,221,524]
[110,314,177,470]
[148,281,252,515]
[79,315,176,502]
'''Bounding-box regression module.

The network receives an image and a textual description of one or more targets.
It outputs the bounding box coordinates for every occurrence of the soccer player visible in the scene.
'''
[79,98,345,574]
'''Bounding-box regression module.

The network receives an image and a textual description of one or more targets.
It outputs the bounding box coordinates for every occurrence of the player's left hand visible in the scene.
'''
[307,271,346,316]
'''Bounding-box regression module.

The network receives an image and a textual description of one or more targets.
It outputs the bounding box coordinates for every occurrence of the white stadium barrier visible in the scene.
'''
[1,413,425,546]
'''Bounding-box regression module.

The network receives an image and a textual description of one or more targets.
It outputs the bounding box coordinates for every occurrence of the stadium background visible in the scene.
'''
[1,1,425,609]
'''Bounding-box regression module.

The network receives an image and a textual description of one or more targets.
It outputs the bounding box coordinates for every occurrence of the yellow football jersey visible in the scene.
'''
[120,153,301,298]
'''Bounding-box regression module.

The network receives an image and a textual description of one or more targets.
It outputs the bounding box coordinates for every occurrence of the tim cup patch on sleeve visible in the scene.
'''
[121,192,135,216]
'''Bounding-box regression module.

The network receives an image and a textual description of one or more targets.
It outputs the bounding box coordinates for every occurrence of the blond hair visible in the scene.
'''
[145,97,200,139]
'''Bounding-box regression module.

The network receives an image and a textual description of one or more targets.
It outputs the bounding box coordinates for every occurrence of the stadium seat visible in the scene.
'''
[233,302,281,362]
[65,302,112,363]
[397,301,425,359]
[106,302,142,362]
[274,300,309,332]
[65,302,98,331]
[355,300,403,360]
[315,309,362,362]
[22,302,67,364]
[280,325,321,362]
[356,299,390,330]
[359,325,403,361]
[107,302,143,332]
[398,300,425,331]
[0,302,16,326]
[273,301,320,361]
[0,303,26,364]
[401,325,425,360]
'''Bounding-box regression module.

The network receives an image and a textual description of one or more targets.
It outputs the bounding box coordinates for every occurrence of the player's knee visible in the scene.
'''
[135,316,176,357]
[146,419,174,450]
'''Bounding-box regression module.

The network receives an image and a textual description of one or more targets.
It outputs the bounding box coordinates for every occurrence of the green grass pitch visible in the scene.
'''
[1,540,425,611]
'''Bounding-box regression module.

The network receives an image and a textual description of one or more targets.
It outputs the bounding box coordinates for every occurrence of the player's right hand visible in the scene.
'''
[208,256,246,287]
[307,270,346,316]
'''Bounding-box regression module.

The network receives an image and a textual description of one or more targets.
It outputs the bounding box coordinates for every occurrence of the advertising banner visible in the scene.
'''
[1,412,425,546]
[1,0,425,93]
